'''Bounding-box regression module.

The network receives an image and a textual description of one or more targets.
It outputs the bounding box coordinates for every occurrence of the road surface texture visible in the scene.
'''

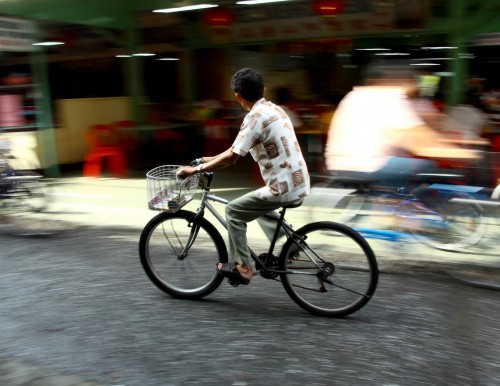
[0,172,499,385]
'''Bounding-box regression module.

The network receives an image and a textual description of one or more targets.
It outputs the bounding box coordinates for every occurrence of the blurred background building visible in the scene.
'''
[0,0,499,179]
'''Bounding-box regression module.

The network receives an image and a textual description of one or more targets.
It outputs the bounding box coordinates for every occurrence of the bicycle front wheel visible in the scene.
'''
[399,194,486,251]
[139,210,228,299]
[280,221,378,318]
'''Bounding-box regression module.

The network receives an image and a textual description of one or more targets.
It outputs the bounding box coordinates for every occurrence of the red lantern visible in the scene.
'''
[312,0,344,17]
[203,7,234,27]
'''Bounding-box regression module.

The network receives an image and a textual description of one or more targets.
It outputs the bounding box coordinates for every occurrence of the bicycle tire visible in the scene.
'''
[0,179,49,213]
[139,210,228,299]
[279,221,378,318]
[398,193,486,251]
[19,180,50,212]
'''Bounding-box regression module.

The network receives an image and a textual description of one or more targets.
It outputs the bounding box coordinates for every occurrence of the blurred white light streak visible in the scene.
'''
[421,46,458,50]
[154,4,218,13]
[375,52,410,56]
[32,41,64,46]
[356,48,390,51]
[411,58,452,61]
[237,0,291,4]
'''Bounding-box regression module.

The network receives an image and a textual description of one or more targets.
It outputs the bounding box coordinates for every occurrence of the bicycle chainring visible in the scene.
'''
[255,253,279,279]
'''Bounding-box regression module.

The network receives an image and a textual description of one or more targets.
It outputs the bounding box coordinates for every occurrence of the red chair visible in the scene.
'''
[83,124,128,178]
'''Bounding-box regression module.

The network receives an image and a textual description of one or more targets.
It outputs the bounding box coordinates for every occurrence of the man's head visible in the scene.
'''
[231,67,265,103]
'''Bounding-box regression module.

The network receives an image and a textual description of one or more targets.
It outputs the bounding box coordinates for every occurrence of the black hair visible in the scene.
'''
[231,67,264,102]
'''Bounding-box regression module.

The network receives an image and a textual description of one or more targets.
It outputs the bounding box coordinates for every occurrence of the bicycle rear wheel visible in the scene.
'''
[139,210,228,299]
[279,221,378,318]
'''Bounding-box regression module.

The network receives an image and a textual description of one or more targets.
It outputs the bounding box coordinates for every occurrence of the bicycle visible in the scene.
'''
[139,164,379,318]
[0,140,50,216]
[306,171,487,252]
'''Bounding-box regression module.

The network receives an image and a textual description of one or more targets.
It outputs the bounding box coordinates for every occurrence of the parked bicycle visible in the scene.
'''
[0,140,49,216]
[139,164,379,318]
[306,171,487,252]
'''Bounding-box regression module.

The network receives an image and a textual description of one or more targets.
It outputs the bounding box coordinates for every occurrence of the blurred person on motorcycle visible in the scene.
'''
[324,60,478,189]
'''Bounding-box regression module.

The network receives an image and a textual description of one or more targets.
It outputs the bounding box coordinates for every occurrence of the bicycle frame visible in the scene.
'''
[186,172,321,276]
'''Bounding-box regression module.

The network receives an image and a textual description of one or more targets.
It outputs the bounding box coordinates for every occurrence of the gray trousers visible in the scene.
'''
[225,190,302,266]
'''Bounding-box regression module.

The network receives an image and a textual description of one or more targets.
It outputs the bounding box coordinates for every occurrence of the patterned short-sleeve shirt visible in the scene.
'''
[232,98,310,202]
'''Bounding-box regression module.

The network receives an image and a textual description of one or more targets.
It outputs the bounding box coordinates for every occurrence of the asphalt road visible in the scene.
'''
[1,223,500,386]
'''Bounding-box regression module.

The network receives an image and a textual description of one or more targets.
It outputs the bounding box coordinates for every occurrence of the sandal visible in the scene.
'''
[216,261,251,286]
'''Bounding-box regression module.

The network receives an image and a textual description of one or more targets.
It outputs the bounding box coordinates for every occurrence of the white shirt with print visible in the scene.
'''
[232,98,310,202]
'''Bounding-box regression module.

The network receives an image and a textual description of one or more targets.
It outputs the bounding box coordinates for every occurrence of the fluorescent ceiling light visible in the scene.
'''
[411,57,452,61]
[133,53,156,56]
[32,41,64,46]
[421,46,457,50]
[356,48,390,51]
[116,55,132,58]
[410,63,440,66]
[237,0,291,4]
[375,52,410,56]
[158,58,180,61]
[154,4,218,13]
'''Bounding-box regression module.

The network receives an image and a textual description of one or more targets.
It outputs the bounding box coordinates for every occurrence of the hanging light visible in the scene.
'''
[203,7,234,26]
[312,0,345,17]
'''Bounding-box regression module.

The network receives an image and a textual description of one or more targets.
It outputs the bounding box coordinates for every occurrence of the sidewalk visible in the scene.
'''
[12,169,500,289]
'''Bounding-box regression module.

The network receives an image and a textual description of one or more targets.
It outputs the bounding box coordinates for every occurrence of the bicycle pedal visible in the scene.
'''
[228,279,241,287]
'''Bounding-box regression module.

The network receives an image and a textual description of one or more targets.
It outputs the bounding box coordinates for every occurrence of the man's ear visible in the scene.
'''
[235,92,249,110]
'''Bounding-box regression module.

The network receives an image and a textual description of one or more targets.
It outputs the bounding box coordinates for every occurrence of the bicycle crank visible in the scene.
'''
[255,253,279,279]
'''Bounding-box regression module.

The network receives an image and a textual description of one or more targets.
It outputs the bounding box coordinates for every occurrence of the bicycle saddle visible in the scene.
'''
[283,199,303,209]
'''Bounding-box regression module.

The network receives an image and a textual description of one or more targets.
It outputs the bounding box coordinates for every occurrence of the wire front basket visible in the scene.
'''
[146,165,200,212]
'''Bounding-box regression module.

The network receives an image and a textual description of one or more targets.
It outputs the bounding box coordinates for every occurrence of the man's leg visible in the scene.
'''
[223,191,286,281]
[374,156,436,188]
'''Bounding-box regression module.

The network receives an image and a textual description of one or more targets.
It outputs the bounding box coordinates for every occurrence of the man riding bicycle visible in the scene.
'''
[177,67,310,285]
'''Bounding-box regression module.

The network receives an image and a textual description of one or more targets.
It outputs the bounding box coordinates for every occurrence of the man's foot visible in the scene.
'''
[216,262,253,285]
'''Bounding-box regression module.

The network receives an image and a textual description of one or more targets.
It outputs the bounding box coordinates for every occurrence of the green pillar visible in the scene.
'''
[179,49,195,107]
[124,17,146,124]
[30,48,59,177]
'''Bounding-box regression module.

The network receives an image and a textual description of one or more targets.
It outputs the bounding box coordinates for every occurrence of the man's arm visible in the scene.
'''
[399,124,479,160]
[177,147,240,177]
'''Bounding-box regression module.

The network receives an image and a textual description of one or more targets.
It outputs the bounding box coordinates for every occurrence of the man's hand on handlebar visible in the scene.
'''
[189,158,204,167]
[176,158,204,179]
[176,165,197,179]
